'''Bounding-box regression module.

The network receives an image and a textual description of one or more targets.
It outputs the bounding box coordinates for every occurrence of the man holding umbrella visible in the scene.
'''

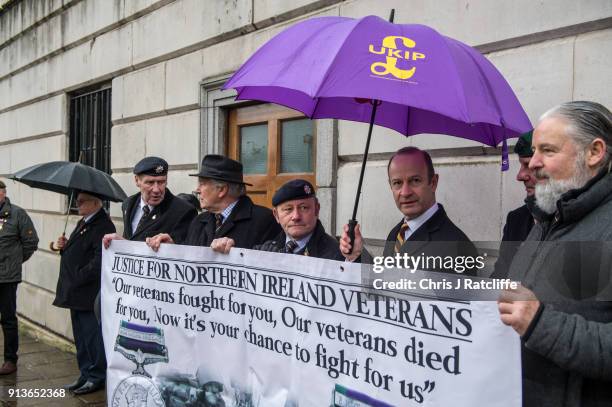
[0,180,39,375]
[340,147,478,274]
[54,191,115,394]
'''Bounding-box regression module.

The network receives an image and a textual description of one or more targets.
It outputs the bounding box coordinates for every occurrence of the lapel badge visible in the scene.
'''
[152,214,157,220]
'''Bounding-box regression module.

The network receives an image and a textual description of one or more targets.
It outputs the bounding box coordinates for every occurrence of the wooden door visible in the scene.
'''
[228,104,316,207]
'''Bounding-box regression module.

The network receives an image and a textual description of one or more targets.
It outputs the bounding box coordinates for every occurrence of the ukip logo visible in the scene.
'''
[368,35,426,80]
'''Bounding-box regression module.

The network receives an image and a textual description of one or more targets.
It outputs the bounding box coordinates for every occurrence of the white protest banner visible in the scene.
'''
[102,240,521,406]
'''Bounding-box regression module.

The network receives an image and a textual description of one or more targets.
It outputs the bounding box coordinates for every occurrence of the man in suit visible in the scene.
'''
[103,156,197,247]
[54,191,115,395]
[239,179,343,260]
[492,131,537,278]
[146,155,280,251]
[340,147,478,274]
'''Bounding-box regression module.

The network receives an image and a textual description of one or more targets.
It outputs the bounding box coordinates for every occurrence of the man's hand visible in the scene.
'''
[103,233,124,249]
[146,233,174,252]
[339,223,363,262]
[55,235,68,250]
[498,285,541,336]
[211,237,236,254]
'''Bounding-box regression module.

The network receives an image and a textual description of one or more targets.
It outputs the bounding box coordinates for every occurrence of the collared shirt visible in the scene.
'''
[218,200,238,225]
[285,232,313,253]
[132,198,154,233]
[83,208,102,224]
[401,203,439,240]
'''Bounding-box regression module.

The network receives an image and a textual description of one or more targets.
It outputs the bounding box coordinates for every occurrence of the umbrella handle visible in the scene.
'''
[49,232,65,253]
[347,219,358,255]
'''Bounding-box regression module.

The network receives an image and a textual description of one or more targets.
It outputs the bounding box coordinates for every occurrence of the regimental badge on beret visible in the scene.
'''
[272,179,316,206]
[133,156,169,176]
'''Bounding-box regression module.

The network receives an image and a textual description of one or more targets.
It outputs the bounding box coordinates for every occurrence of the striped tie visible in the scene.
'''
[214,213,224,233]
[285,240,298,254]
[394,223,409,253]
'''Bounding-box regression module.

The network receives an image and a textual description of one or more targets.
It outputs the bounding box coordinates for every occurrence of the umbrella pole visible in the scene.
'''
[49,190,73,252]
[63,191,74,235]
[346,8,393,253]
[348,100,379,253]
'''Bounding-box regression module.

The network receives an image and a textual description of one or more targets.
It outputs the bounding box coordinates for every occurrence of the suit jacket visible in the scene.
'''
[122,189,197,243]
[184,195,281,248]
[383,204,479,275]
[53,209,116,310]
[254,220,344,261]
[491,203,534,279]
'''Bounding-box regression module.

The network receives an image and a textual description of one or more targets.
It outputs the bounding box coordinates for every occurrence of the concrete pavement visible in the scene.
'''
[0,325,106,406]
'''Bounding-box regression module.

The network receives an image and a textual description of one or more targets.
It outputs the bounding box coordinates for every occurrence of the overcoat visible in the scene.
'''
[184,195,280,248]
[54,209,116,310]
[122,189,197,242]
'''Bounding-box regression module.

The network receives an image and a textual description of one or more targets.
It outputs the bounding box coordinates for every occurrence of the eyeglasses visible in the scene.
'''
[192,191,200,197]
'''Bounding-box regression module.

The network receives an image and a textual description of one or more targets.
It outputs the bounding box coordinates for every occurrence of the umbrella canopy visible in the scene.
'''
[11,161,127,202]
[224,15,532,158]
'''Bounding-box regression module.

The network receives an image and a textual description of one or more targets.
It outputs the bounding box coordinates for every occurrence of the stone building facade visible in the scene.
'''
[0,0,610,339]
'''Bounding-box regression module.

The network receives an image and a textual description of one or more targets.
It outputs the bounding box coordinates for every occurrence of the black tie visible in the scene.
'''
[214,213,224,232]
[285,240,298,254]
[136,205,150,232]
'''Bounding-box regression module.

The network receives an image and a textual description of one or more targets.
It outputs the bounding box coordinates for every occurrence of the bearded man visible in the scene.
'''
[497,101,612,406]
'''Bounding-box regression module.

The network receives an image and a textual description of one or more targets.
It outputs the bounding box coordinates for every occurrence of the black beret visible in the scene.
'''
[514,130,533,158]
[272,179,316,206]
[133,157,168,176]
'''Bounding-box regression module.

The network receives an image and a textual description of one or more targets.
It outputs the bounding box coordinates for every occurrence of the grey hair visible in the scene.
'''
[540,101,612,170]
[211,179,246,198]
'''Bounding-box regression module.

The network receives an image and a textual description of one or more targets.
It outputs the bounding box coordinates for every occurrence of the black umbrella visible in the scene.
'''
[11,161,127,202]
[11,161,127,250]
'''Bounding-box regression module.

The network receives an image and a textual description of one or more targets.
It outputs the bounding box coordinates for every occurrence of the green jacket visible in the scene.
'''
[0,198,39,283]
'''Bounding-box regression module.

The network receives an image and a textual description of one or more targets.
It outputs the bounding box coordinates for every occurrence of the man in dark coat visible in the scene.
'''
[0,180,38,375]
[340,147,478,275]
[492,131,536,278]
[54,191,115,394]
[103,156,197,248]
[147,155,280,252]
[498,101,612,406]
[249,179,343,261]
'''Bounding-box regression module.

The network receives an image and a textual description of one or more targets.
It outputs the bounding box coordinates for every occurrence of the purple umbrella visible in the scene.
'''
[223,13,531,245]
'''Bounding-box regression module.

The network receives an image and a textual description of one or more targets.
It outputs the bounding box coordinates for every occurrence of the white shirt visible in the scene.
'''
[401,203,439,240]
[131,199,154,232]
[83,208,102,224]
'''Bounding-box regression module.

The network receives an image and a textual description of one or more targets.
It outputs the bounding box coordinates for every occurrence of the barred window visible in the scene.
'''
[69,85,112,209]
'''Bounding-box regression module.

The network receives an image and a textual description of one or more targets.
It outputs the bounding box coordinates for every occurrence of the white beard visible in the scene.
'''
[534,154,592,214]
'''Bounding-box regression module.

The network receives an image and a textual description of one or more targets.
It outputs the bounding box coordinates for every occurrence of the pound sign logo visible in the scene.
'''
[369,36,426,80]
